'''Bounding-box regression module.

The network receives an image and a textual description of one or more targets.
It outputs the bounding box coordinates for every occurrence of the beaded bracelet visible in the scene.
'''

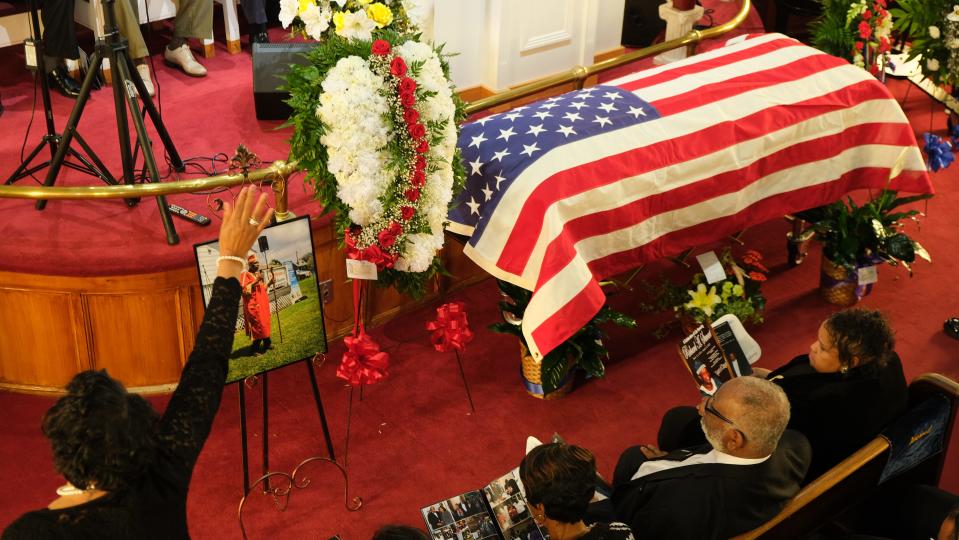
[217,255,246,266]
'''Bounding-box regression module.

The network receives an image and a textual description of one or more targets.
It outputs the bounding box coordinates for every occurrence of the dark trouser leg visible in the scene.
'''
[251,339,262,353]
[39,0,79,60]
[240,0,267,25]
[657,405,707,452]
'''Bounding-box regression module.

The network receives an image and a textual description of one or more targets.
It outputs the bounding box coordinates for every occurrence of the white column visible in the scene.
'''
[654,0,704,65]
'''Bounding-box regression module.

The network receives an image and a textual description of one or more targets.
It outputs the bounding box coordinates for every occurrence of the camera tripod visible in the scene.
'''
[5,0,113,189]
[8,0,186,245]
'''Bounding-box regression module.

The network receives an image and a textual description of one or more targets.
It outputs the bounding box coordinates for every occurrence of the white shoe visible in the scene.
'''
[136,64,155,97]
[163,44,207,77]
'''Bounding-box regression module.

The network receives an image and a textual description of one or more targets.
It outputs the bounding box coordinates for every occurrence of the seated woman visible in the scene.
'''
[519,443,634,540]
[658,308,907,482]
[2,187,273,539]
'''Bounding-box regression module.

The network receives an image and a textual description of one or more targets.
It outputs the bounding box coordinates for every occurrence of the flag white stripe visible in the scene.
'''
[604,32,793,87]
[470,62,878,271]
[517,99,916,284]
[521,144,927,342]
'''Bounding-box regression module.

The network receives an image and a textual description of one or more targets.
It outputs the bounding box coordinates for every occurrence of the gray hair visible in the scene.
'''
[729,377,791,456]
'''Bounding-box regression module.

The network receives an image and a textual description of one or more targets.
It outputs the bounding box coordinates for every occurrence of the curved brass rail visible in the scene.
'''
[0,0,751,203]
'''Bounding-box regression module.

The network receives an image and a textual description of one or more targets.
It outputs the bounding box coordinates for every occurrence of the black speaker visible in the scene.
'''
[258,236,270,252]
[621,0,667,48]
[252,42,317,120]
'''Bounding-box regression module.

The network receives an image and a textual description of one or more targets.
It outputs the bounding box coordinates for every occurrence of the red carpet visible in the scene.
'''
[2,10,959,540]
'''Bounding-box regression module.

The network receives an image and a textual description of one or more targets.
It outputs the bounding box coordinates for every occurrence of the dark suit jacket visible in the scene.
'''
[769,353,907,481]
[611,429,811,539]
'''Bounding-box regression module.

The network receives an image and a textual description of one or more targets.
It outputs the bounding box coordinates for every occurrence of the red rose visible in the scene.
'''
[416,140,430,154]
[390,56,407,77]
[371,39,391,56]
[875,0,886,7]
[403,107,420,126]
[401,206,415,221]
[399,77,417,95]
[861,9,872,20]
[854,41,864,51]
[408,122,426,139]
[376,222,402,250]
[400,92,415,107]
[416,155,427,171]
[858,20,872,39]
[412,169,426,187]
[404,188,421,202]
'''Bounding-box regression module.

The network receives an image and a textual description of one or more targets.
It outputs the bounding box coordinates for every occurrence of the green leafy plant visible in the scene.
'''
[489,279,637,394]
[794,189,933,273]
[643,248,768,338]
[891,0,957,87]
[810,0,858,61]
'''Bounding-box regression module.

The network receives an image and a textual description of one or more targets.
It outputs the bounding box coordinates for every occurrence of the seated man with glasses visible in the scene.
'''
[603,377,811,539]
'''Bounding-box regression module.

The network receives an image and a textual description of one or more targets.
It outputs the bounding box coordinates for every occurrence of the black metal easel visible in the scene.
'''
[6,0,113,188]
[10,0,186,245]
[236,356,360,538]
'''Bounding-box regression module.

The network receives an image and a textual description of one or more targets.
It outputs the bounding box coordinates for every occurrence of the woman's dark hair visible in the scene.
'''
[825,308,895,369]
[518,443,596,524]
[373,525,430,540]
[42,370,160,492]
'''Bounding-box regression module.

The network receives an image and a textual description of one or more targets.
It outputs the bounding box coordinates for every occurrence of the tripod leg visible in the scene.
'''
[36,50,104,210]
[6,139,51,185]
[113,57,180,245]
[124,55,184,172]
[72,132,117,185]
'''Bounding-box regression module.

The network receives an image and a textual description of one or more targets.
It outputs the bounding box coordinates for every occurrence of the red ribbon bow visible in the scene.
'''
[426,302,474,353]
[336,280,389,386]
[336,332,389,386]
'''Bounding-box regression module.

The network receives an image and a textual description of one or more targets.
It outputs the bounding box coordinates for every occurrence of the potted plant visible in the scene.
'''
[490,279,637,399]
[794,189,933,306]
[644,248,769,337]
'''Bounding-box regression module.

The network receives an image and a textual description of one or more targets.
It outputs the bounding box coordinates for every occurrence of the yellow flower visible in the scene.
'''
[685,283,721,317]
[297,0,313,16]
[366,2,393,28]
[332,11,346,32]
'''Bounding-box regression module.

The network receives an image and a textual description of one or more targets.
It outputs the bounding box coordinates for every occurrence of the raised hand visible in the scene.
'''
[216,186,274,280]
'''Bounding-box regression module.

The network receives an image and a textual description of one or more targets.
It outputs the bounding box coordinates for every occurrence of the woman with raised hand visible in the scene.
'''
[3,186,273,539]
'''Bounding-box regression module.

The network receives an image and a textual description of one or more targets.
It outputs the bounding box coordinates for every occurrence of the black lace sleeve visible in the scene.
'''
[158,277,241,472]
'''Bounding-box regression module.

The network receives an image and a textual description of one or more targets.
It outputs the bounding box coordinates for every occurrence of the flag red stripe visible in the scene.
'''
[532,122,920,288]
[528,280,606,360]
[495,79,892,275]
[529,168,929,355]
[649,54,857,118]
[616,36,804,92]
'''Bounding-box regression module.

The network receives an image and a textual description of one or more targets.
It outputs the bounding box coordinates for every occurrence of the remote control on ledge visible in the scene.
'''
[167,204,211,226]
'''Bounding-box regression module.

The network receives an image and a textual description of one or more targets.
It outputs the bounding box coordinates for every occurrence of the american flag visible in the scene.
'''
[448,33,933,361]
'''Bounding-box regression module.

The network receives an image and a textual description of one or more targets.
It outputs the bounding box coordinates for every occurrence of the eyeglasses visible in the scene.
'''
[704,396,748,442]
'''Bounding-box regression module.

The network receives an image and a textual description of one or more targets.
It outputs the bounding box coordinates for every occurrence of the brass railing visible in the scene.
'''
[0,0,751,205]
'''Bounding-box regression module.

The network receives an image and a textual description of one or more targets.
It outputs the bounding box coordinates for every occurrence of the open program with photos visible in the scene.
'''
[421,469,546,540]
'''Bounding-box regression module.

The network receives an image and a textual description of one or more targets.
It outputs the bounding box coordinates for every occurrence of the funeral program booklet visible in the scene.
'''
[421,468,547,540]
[679,314,760,395]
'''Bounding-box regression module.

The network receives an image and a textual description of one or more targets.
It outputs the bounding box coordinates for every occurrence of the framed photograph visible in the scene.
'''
[193,215,327,383]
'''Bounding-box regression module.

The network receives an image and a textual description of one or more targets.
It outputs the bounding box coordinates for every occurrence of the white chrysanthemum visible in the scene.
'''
[949,38,959,49]
[928,58,941,71]
[318,56,392,226]
[395,233,442,272]
[301,4,333,40]
[334,9,377,40]
[279,0,298,28]
[930,26,942,39]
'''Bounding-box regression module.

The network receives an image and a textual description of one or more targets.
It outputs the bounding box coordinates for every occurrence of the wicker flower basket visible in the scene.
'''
[819,256,861,307]
[519,343,573,400]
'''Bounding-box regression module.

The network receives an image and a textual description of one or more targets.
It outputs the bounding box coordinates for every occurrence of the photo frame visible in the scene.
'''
[193,215,327,383]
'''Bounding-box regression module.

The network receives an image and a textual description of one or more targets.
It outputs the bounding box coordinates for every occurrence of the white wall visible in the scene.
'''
[432,0,626,91]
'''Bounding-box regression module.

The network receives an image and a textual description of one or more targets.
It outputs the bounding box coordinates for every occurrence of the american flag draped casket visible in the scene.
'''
[446,33,934,361]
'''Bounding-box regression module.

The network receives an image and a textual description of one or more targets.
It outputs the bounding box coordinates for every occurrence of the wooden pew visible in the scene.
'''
[733,373,959,539]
